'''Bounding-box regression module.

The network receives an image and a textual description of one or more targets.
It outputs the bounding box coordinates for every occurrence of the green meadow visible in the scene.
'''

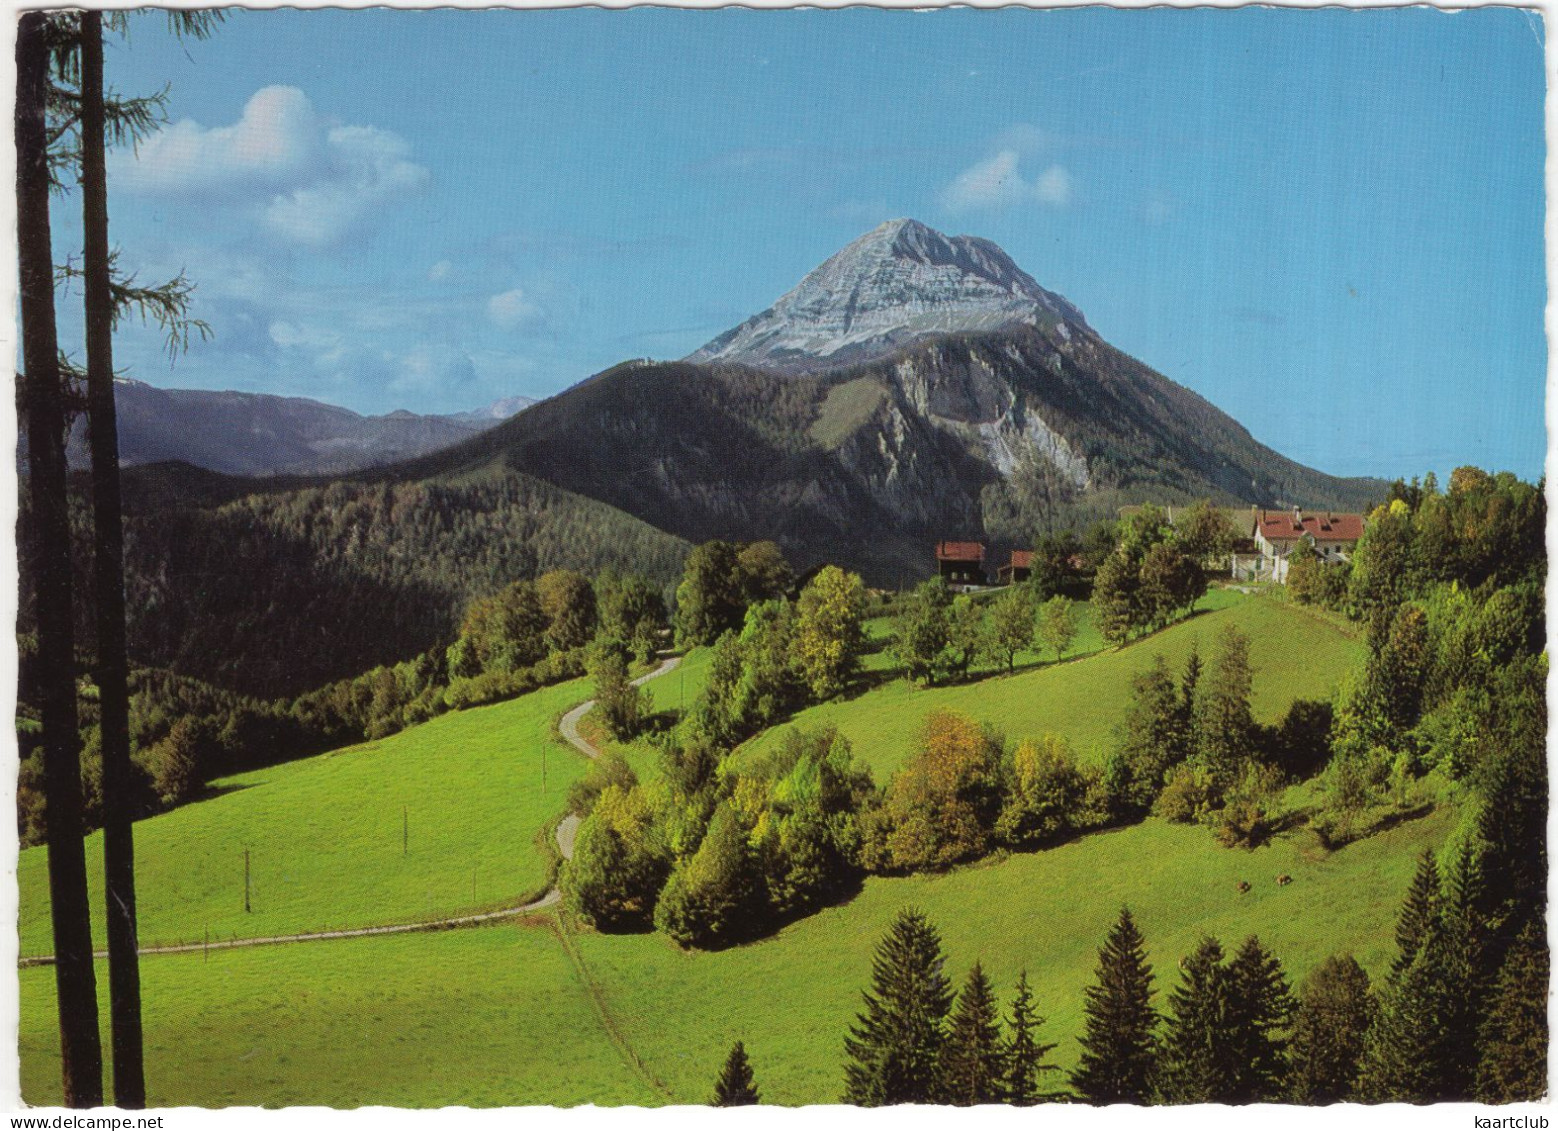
[18,676,593,957]
[20,588,1421,1108]
[744,592,1362,778]
[20,807,1452,1106]
[19,920,660,1108]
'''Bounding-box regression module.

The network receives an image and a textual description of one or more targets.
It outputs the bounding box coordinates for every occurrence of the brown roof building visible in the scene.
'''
[997,550,1033,586]
[1250,508,1365,582]
[935,541,987,585]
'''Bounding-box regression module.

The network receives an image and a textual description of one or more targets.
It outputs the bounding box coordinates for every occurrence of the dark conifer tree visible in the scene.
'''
[1437,841,1490,1098]
[1392,849,1440,977]
[1474,922,1549,1103]
[1357,920,1455,1102]
[1471,699,1547,983]
[842,909,954,1105]
[940,963,1006,1105]
[1287,955,1374,1104]
[1224,935,1295,1102]
[1193,624,1254,788]
[1003,970,1058,1105]
[1153,936,1229,1104]
[1070,908,1158,1104]
[1174,643,1201,764]
[17,11,104,1107]
[712,1041,761,1106]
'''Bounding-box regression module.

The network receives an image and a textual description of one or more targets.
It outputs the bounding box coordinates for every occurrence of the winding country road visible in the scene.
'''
[19,655,685,968]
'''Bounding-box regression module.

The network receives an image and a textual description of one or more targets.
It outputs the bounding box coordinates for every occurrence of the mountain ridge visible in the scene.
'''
[63,379,535,478]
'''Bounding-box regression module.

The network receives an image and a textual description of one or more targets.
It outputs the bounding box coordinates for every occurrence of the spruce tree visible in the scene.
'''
[1357,920,1455,1102]
[712,1041,761,1106]
[1175,643,1202,764]
[1153,936,1230,1104]
[1287,955,1373,1103]
[1474,922,1549,1103]
[940,963,1006,1105]
[1070,908,1158,1104]
[1004,970,1058,1105]
[1437,840,1490,1099]
[1112,658,1181,816]
[842,909,954,1105]
[1194,624,1254,789]
[1393,849,1440,977]
[1224,935,1295,1102]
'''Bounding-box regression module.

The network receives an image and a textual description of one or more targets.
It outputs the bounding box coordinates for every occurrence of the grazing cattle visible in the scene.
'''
[1236,881,1251,894]
[1276,873,1293,886]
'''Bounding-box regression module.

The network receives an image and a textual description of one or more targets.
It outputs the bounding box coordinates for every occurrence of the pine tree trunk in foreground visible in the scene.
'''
[16,11,105,1107]
[80,9,147,1109]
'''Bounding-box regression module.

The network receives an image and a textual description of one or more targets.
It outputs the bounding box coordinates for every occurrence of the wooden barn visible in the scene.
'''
[996,549,1033,586]
[935,541,987,585]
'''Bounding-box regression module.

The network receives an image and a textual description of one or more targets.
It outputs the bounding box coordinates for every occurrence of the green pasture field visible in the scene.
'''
[18,676,595,958]
[575,806,1452,1104]
[743,592,1361,779]
[19,806,1452,1106]
[18,919,660,1107]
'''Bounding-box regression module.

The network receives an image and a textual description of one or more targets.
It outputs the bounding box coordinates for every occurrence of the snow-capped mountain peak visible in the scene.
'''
[687,219,1088,374]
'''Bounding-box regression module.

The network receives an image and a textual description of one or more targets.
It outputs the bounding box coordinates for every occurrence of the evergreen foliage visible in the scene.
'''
[1070,908,1158,1104]
[940,963,1006,1105]
[1474,923,1549,1103]
[842,909,954,1105]
[1003,970,1059,1105]
[1287,955,1374,1104]
[712,1041,761,1106]
[1392,850,1440,978]
[655,800,762,949]
[1224,935,1295,1102]
[1152,936,1230,1104]
[1193,624,1254,790]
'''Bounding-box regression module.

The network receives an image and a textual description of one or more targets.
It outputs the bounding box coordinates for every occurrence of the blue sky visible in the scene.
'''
[71,6,1545,482]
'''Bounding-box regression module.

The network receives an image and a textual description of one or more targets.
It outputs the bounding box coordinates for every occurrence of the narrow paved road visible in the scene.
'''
[19,655,685,968]
[558,654,681,760]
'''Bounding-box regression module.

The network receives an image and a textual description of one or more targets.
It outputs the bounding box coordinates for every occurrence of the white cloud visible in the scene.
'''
[113,86,429,248]
[1033,165,1073,207]
[939,144,1073,214]
[486,288,542,331]
[428,260,453,282]
[391,344,478,398]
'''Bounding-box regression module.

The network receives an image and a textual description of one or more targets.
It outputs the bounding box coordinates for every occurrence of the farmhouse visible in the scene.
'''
[935,541,987,585]
[1246,507,1365,583]
[996,550,1033,586]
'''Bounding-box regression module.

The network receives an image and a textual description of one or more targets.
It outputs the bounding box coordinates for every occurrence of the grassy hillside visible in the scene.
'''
[17,594,1412,1108]
[19,807,1452,1106]
[18,677,592,957]
[19,922,660,1108]
[745,592,1363,779]
[575,807,1453,1104]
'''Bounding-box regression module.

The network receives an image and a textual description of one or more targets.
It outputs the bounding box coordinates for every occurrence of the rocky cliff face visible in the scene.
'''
[687,218,1087,374]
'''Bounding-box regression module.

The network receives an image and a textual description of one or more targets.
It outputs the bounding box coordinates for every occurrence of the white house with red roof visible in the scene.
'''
[1249,507,1366,582]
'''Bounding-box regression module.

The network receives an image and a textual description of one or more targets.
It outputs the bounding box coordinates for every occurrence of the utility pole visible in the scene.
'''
[243,849,251,914]
[403,805,408,855]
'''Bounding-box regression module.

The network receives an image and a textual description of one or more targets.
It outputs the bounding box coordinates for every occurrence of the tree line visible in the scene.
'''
[16,566,669,847]
[715,851,1545,1107]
